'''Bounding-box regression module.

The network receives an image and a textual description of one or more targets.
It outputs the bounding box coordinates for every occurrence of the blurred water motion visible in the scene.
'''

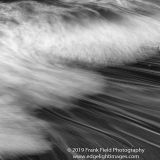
[1,0,160,159]
[70,56,160,159]
[16,54,159,160]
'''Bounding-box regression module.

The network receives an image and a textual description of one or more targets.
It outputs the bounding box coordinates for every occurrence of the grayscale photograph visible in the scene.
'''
[0,0,160,160]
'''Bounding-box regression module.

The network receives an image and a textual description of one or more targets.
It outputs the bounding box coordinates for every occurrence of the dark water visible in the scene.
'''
[9,54,160,160]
